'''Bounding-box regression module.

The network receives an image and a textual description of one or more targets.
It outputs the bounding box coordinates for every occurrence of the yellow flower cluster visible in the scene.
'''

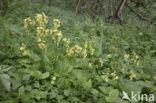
[63,38,70,47]
[132,51,140,66]
[20,43,27,56]
[124,52,129,60]
[50,19,62,45]
[55,31,62,44]
[35,13,49,50]
[53,19,60,30]
[23,17,35,33]
[67,47,74,56]
[38,42,47,50]
[107,54,112,58]
[82,41,95,58]
[101,69,119,82]
[82,42,88,58]
[82,49,87,58]
[110,71,118,80]
[89,44,95,55]
[63,39,93,58]
[101,71,109,82]
[129,70,136,80]
[75,45,82,53]
[51,76,56,85]
[36,13,48,28]
[23,13,63,51]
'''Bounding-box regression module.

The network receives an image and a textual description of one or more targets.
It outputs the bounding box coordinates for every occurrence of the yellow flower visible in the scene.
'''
[52,76,56,81]
[56,31,62,37]
[107,54,112,58]
[124,53,129,59]
[75,45,82,53]
[67,47,74,56]
[29,19,36,26]
[50,29,57,34]
[63,38,70,47]
[89,45,95,55]
[38,43,47,50]
[82,49,87,58]
[99,58,104,66]
[113,76,118,80]
[53,19,60,29]
[105,77,109,82]
[36,14,42,23]
[84,42,88,49]
[129,70,136,80]
[51,80,55,85]
[22,50,27,56]
[137,60,140,66]
[20,43,26,51]
[52,37,55,41]
[37,38,42,42]
[42,13,48,24]
[111,73,114,76]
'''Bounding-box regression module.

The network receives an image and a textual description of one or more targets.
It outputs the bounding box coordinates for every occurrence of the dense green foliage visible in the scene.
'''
[0,1,156,103]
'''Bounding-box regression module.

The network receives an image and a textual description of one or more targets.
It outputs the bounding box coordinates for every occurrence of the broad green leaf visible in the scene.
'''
[0,73,11,91]
[41,72,50,79]
[105,89,119,103]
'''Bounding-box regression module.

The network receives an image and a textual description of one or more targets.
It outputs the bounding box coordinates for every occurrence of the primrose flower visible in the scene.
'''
[82,49,87,58]
[113,76,118,80]
[36,14,42,23]
[137,60,140,66]
[89,45,95,55]
[53,19,60,29]
[29,19,36,26]
[22,50,27,56]
[42,13,48,24]
[37,38,42,42]
[38,43,47,50]
[24,17,32,33]
[99,58,104,66]
[107,54,112,58]
[56,31,62,37]
[75,45,82,53]
[52,37,55,41]
[67,47,74,56]
[111,71,116,76]
[84,42,88,49]
[50,29,57,34]
[51,80,55,85]
[105,77,109,82]
[63,38,70,46]
[124,53,129,59]
[129,70,136,80]
[52,76,56,81]
[56,31,62,44]
[20,43,26,51]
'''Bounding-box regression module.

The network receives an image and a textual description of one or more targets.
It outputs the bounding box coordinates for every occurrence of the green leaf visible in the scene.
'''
[41,72,50,79]
[64,90,70,96]
[99,86,111,95]
[8,24,22,34]
[0,73,11,91]
[91,89,99,95]
[105,89,119,103]
[18,86,25,96]
[44,55,50,64]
